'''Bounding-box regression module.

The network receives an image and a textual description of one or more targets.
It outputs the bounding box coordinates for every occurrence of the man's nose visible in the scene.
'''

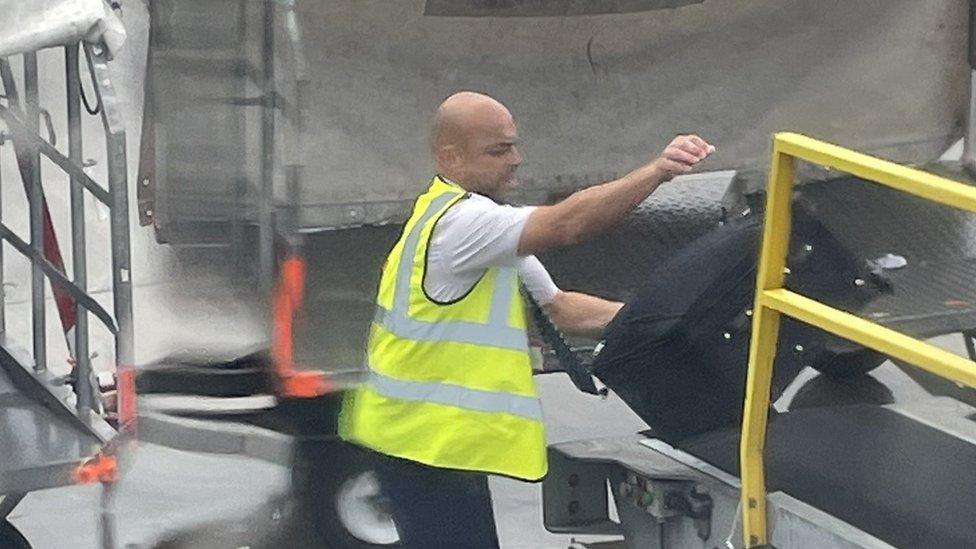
[511,146,523,166]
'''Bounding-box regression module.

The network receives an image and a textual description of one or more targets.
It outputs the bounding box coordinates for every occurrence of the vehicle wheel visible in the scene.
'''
[294,440,400,548]
[0,520,32,549]
[811,348,886,378]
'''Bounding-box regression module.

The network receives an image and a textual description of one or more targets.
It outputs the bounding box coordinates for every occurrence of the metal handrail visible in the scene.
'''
[739,132,976,547]
[0,40,135,432]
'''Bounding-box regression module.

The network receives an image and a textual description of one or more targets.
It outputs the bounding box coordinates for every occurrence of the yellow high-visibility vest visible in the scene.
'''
[340,176,547,481]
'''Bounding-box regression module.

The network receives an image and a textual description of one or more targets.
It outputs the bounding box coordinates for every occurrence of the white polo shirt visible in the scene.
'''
[424,190,560,306]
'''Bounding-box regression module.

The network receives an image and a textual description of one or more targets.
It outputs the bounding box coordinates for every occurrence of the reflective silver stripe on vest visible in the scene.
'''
[374,188,528,352]
[367,370,543,421]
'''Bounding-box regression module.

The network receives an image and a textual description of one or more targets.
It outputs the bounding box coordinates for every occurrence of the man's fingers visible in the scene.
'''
[686,134,711,152]
[665,148,699,166]
[657,134,714,180]
[676,140,707,160]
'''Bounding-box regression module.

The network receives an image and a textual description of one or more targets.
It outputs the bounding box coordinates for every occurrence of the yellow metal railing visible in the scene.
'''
[740,133,976,547]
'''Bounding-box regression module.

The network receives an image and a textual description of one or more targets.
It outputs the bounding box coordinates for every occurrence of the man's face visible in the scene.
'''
[458,112,523,201]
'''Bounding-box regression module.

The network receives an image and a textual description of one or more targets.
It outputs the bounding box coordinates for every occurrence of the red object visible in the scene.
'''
[42,201,77,343]
[272,255,332,397]
[72,451,118,484]
[116,365,137,433]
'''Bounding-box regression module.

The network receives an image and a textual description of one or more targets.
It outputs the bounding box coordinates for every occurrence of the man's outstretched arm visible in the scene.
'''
[544,290,623,338]
[518,134,714,256]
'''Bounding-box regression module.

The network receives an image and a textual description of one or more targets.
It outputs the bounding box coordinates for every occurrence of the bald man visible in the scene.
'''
[341,91,714,548]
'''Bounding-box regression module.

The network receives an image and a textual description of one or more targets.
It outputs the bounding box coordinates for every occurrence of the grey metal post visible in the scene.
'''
[231,177,246,275]
[964,0,976,172]
[259,0,276,291]
[24,52,46,373]
[0,126,5,335]
[286,165,300,237]
[66,44,93,414]
[85,42,135,429]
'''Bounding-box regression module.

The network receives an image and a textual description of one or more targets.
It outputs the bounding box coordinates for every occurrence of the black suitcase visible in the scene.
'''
[592,203,887,444]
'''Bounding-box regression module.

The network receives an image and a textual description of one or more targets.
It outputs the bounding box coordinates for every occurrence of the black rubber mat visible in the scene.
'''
[681,405,976,549]
[795,176,976,339]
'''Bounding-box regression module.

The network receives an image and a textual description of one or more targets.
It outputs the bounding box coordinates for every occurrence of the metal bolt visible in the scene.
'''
[141,178,150,187]
[640,491,654,507]
[93,45,103,55]
[854,278,866,287]
[783,267,792,275]
[803,244,813,252]
[745,309,753,317]
[145,209,153,217]
[723,332,732,340]
[794,344,804,352]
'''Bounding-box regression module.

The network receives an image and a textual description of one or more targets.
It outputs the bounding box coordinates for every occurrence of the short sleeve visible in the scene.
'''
[429,196,536,274]
[518,255,560,305]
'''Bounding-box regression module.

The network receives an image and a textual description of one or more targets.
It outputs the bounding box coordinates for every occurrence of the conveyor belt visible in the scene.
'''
[682,405,976,549]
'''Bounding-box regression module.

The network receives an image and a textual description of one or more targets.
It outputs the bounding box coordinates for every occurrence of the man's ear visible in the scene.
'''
[437,144,461,172]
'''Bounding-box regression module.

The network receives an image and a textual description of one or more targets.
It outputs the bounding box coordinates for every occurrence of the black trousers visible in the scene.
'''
[375,454,500,549]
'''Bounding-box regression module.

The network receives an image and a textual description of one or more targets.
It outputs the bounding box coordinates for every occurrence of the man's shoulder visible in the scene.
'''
[444,193,526,219]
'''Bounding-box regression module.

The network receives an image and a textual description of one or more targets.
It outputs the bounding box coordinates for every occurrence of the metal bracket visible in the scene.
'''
[663,485,714,540]
[543,448,621,535]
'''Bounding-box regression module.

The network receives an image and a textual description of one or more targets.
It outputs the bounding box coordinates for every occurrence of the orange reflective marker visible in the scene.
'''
[272,255,333,397]
[73,451,118,484]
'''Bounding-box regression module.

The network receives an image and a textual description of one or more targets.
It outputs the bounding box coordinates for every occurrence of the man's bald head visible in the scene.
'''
[433,91,511,152]
[431,91,523,199]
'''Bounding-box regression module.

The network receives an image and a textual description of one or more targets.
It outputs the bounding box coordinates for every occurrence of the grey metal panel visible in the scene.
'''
[150,0,967,233]
[290,0,965,228]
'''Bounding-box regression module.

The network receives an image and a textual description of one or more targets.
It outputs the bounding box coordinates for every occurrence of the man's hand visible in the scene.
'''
[544,291,624,338]
[652,134,716,181]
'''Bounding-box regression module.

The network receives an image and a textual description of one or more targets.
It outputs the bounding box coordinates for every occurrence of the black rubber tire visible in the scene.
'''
[0,520,32,549]
[292,439,399,549]
[810,348,887,379]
